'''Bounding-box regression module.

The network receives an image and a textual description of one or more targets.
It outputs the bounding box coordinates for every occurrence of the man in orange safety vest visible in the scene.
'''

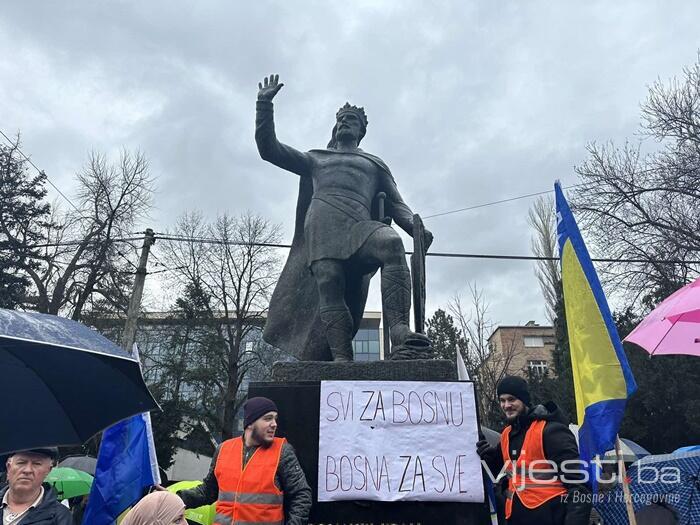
[179,397,311,525]
[476,377,591,525]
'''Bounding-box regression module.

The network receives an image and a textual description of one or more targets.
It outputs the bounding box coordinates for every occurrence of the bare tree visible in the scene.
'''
[6,148,155,319]
[528,196,560,323]
[160,211,282,439]
[449,285,520,428]
[572,55,700,305]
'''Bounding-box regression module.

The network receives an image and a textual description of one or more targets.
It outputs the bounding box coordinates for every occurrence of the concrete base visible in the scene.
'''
[271,358,456,382]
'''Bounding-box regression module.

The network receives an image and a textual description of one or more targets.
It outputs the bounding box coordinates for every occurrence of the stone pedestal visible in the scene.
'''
[272,358,457,382]
[249,359,488,525]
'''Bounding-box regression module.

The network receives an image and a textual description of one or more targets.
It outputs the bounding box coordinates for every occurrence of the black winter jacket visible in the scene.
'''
[0,484,72,525]
[480,402,592,525]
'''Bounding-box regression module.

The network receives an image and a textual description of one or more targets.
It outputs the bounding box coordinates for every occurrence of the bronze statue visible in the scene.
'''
[256,74,433,361]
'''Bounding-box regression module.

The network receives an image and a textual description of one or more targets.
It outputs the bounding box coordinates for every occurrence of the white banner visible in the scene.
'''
[318,380,484,503]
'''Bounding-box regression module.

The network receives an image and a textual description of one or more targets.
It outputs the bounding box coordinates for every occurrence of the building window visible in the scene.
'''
[353,328,381,361]
[523,336,544,347]
[528,360,548,376]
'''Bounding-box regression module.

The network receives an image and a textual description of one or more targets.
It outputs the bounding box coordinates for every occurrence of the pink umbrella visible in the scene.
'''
[624,277,700,356]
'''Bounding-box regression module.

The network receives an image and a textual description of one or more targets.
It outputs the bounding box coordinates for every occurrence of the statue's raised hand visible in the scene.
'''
[258,74,284,101]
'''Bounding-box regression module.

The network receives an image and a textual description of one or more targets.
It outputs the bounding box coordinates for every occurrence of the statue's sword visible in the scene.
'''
[376,192,393,356]
[411,213,426,334]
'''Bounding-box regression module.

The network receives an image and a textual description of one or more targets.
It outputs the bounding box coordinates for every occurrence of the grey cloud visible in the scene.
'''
[2,1,699,325]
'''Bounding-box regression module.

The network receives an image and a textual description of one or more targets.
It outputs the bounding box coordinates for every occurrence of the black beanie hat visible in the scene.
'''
[497,376,531,406]
[244,397,278,428]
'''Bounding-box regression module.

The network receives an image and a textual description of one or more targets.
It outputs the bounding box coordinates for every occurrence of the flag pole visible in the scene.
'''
[615,435,637,525]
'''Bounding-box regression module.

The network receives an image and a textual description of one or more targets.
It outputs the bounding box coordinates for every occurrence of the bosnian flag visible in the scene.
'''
[82,344,161,524]
[555,182,636,486]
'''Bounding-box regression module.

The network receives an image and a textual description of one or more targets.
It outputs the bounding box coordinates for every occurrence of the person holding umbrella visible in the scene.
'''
[0,447,71,524]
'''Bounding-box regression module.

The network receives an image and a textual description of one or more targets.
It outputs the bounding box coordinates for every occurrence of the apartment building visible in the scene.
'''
[487,321,556,378]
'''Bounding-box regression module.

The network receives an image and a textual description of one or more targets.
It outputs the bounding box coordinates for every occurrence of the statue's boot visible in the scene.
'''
[381,264,432,360]
[319,305,354,362]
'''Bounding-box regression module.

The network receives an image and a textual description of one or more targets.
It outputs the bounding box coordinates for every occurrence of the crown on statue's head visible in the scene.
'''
[336,102,368,128]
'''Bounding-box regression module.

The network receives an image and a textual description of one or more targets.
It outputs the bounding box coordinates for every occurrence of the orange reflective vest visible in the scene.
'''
[213,436,285,525]
[501,419,567,519]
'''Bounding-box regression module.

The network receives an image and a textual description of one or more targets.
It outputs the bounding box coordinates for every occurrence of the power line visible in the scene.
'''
[14,232,700,265]
[143,236,166,269]
[422,183,583,219]
[0,134,642,259]
[0,129,85,216]
[420,251,700,265]
[151,233,700,266]
[155,233,292,250]
[0,132,142,274]
[145,265,188,276]
[422,164,664,220]
[114,247,139,271]
[19,237,146,249]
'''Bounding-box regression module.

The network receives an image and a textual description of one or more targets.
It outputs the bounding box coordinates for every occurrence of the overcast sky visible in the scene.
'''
[2,2,699,327]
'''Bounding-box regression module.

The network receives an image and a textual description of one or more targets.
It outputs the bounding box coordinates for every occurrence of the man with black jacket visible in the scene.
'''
[178,397,311,525]
[0,448,72,525]
[477,376,591,525]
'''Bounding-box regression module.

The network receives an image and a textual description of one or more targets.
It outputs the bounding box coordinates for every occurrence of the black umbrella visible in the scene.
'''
[0,309,158,454]
[58,455,98,476]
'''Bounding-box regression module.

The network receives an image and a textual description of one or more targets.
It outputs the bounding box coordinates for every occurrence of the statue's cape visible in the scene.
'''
[263,148,395,360]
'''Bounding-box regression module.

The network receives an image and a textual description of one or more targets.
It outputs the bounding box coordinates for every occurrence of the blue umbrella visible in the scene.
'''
[676,445,700,454]
[618,437,652,462]
[0,309,158,454]
[595,449,700,525]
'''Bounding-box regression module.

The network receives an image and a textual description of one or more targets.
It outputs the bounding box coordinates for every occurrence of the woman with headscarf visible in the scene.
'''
[121,491,186,525]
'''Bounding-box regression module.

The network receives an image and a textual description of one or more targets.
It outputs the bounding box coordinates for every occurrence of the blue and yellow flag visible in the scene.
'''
[555,182,636,476]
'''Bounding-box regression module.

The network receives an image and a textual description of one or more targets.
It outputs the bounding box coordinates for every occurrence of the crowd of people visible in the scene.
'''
[0,397,312,525]
[2,378,632,525]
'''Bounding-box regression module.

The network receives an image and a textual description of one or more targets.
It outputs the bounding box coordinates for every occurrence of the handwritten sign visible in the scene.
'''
[318,381,484,503]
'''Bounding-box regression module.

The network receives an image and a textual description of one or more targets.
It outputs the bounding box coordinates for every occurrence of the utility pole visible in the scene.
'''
[122,228,156,355]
